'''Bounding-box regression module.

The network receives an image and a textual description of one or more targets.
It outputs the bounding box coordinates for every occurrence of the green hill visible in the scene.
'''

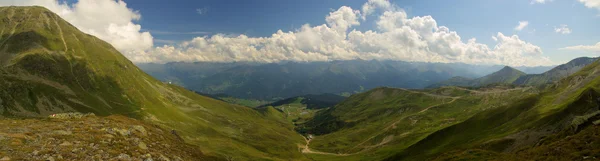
[295,59,600,160]
[384,59,600,160]
[295,86,537,160]
[260,93,346,110]
[0,6,305,160]
[429,66,525,88]
[474,66,526,85]
[513,57,597,86]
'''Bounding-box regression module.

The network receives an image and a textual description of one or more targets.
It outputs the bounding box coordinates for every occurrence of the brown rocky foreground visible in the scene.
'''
[0,113,220,161]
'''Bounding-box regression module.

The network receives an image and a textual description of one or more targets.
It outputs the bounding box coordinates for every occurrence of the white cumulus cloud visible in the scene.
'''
[139,3,552,66]
[514,21,529,31]
[554,25,572,34]
[0,0,554,67]
[0,0,153,58]
[578,0,600,10]
[361,0,393,19]
[560,42,600,53]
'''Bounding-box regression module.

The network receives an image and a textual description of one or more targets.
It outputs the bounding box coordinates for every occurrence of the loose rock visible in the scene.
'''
[53,130,72,135]
[117,153,131,160]
[158,154,170,161]
[60,141,73,146]
[132,125,147,136]
[138,141,148,150]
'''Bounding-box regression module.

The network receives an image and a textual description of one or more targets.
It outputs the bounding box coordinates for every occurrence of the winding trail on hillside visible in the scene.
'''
[450,86,532,94]
[417,97,460,114]
[397,88,458,99]
[301,95,460,156]
[302,136,351,156]
[351,96,459,150]
[301,87,531,156]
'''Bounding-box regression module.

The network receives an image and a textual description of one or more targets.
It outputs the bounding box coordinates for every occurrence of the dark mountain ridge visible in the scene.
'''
[513,57,598,86]
[429,57,598,88]
[428,66,526,88]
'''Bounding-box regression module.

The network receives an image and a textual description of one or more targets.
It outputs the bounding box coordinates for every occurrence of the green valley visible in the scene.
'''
[1,3,600,161]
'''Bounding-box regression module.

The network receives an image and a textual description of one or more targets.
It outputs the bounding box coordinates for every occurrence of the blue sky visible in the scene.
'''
[4,0,600,66]
[120,0,600,64]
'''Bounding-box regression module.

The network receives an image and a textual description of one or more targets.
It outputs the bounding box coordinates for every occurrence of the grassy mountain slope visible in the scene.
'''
[432,119,600,161]
[299,58,600,160]
[513,57,597,86]
[429,66,526,88]
[474,66,526,85]
[260,93,346,110]
[297,86,538,161]
[385,59,600,160]
[0,6,305,160]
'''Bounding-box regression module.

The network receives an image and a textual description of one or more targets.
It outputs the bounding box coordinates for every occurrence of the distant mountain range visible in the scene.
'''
[429,57,598,88]
[138,61,554,100]
[513,57,598,86]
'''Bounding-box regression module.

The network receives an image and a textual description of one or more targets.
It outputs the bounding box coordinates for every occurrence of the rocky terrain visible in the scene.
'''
[0,113,218,161]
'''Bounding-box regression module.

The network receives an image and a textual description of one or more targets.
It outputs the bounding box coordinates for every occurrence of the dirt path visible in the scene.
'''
[451,86,532,94]
[397,88,458,99]
[301,136,350,156]
[351,96,459,150]
[417,97,459,114]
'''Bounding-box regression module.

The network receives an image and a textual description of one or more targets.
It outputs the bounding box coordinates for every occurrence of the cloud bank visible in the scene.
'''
[0,0,555,66]
[561,42,600,53]
[134,1,552,66]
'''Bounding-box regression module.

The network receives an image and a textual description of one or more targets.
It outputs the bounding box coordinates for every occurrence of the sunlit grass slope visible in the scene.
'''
[0,6,306,160]
[300,86,537,161]
[385,59,600,160]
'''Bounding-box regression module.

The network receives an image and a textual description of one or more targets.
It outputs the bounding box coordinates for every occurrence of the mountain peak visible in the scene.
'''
[0,6,62,25]
[495,66,524,74]
[500,66,518,71]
